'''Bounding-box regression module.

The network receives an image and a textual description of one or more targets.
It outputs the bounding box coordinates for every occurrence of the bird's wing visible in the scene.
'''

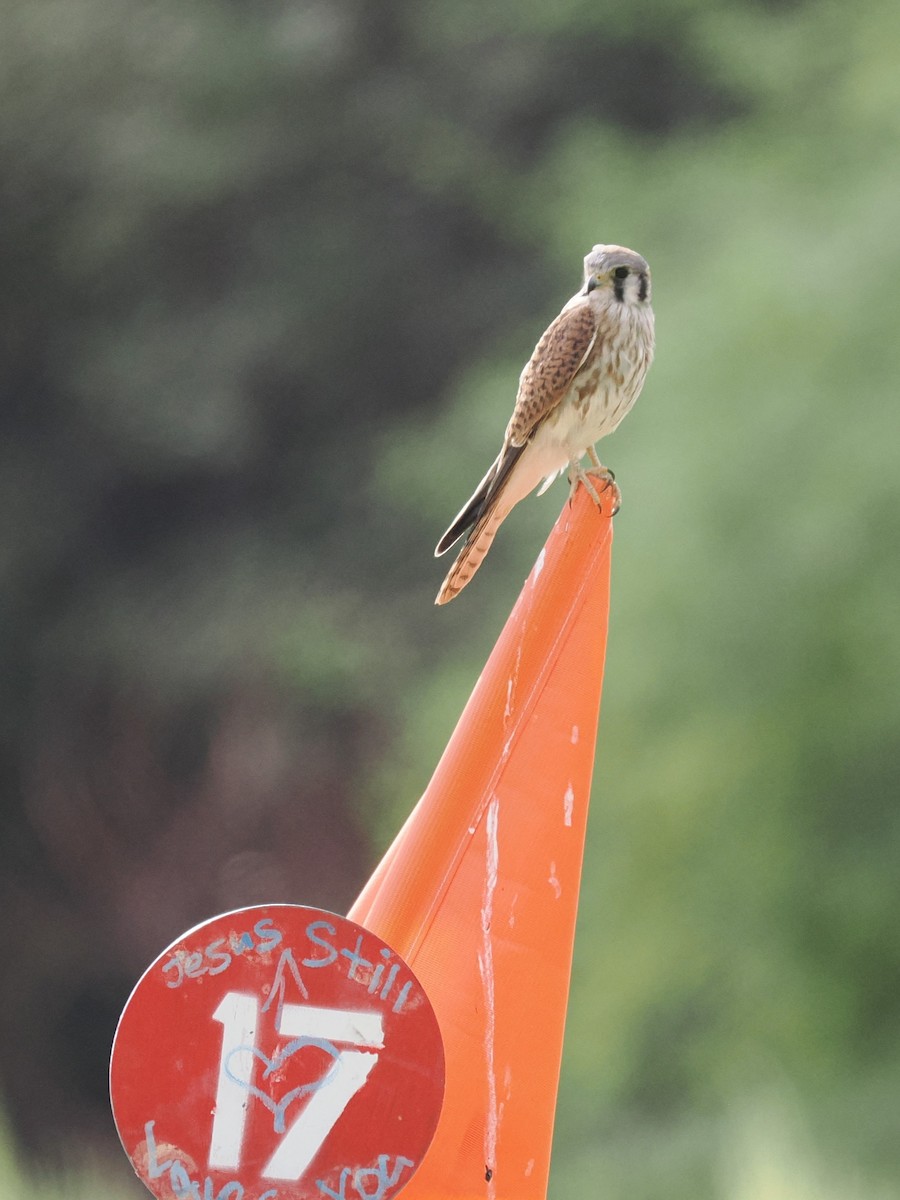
[435,299,599,559]
[506,299,599,446]
[434,449,503,556]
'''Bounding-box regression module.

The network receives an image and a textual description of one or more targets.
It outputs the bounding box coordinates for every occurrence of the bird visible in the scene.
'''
[434,243,655,605]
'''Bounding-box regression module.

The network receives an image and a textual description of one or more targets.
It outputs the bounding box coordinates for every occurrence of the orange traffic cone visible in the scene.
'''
[349,479,616,1200]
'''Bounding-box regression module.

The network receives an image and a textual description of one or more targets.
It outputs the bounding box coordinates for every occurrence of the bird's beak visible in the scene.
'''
[584,276,599,294]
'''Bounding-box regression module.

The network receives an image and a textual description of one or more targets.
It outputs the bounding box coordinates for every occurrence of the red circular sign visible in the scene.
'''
[111,905,444,1200]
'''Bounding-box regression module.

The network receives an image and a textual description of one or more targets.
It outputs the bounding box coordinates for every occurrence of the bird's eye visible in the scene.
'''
[613,266,629,280]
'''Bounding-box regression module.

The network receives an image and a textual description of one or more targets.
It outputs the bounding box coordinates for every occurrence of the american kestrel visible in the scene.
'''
[434,244,655,604]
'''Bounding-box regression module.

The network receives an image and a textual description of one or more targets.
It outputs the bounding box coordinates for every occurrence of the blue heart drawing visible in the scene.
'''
[225,1037,340,1134]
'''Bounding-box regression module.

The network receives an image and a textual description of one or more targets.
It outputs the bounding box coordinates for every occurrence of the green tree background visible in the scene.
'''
[1,0,898,1196]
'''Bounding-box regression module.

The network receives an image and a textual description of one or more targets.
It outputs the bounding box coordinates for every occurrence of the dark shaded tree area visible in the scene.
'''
[0,0,743,1165]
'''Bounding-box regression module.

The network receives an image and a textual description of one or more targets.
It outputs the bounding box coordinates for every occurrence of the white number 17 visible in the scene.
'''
[209,992,384,1181]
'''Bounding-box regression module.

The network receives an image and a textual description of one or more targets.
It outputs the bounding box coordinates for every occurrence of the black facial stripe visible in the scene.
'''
[613,277,625,302]
[638,273,648,302]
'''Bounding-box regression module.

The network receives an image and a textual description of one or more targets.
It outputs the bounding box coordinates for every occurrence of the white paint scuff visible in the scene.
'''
[571,724,579,745]
[504,645,522,724]
[563,783,575,827]
[477,795,500,1195]
[548,861,562,899]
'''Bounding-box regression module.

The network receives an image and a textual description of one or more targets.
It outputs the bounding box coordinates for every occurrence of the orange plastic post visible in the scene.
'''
[349,479,616,1200]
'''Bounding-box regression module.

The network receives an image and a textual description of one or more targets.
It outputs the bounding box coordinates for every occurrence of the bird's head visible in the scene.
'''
[582,244,651,307]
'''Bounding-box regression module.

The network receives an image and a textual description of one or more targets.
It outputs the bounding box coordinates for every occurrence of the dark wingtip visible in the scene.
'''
[434,529,463,558]
[434,446,521,561]
[435,507,480,557]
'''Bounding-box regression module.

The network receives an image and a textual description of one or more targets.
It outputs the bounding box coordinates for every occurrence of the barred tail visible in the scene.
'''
[435,493,513,605]
[434,443,529,604]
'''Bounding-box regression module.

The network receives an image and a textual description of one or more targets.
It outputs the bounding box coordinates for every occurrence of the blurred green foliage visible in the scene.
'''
[1,0,899,1196]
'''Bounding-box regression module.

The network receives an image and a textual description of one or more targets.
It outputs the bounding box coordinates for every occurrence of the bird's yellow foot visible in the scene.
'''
[568,457,621,514]
[567,461,601,505]
[587,447,621,513]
